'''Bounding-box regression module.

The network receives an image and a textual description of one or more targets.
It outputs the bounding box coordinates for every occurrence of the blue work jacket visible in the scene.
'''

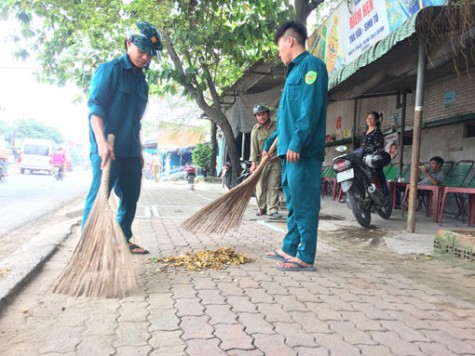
[274,51,328,160]
[87,54,149,158]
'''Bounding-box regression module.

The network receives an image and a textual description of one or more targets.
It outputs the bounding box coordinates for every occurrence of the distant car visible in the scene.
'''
[19,139,54,174]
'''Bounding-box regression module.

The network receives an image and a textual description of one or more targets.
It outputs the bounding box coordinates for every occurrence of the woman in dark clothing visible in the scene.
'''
[360,111,390,195]
[361,111,384,151]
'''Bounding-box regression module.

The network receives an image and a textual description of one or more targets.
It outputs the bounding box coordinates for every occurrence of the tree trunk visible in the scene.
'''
[210,121,217,176]
[295,0,324,24]
[206,110,241,180]
[164,35,242,181]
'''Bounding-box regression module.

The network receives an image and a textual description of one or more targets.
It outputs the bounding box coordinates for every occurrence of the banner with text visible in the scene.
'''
[308,0,447,77]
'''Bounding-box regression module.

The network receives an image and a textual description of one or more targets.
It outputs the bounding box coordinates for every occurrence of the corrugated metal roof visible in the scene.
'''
[220,59,286,109]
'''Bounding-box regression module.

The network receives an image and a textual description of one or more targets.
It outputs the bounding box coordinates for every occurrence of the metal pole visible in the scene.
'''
[352,99,358,148]
[398,91,407,179]
[407,37,427,233]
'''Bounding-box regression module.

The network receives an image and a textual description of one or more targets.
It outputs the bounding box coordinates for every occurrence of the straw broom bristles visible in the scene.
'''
[52,135,136,298]
[182,138,278,234]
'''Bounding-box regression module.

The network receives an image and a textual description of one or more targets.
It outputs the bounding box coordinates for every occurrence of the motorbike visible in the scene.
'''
[332,146,392,228]
[184,164,196,190]
[53,164,64,181]
[222,159,251,190]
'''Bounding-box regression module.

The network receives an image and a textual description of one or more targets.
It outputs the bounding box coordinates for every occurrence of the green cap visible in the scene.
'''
[127,21,162,56]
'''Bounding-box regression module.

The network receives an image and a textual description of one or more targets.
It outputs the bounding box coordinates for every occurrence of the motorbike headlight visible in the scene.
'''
[241,162,247,169]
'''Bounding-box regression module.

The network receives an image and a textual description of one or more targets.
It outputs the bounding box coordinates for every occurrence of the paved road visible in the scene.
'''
[0,167,90,262]
[0,180,474,355]
[0,167,90,236]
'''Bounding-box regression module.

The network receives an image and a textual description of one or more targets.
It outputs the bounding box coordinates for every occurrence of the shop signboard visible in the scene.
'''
[309,0,447,78]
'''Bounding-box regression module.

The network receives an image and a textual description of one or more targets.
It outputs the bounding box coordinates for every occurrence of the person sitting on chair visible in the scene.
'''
[419,156,446,186]
[415,156,446,211]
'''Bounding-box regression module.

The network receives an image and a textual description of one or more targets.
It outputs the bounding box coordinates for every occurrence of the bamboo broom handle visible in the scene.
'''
[259,137,278,166]
[268,137,278,155]
[101,134,115,195]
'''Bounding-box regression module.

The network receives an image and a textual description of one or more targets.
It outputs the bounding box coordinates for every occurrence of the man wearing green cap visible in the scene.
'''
[83,21,162,254]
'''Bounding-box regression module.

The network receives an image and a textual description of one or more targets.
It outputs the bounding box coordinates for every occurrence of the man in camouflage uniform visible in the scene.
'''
[250,104,282,219]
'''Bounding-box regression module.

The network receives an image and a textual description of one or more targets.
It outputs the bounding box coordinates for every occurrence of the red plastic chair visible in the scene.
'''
[402,184,443,222]
[439,174,475,226]
[403,160,473,223]
[321,166,339,200]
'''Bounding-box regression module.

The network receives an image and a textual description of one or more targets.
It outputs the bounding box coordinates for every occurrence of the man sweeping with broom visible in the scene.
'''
[82,21,163,255]
[263,20,328,272]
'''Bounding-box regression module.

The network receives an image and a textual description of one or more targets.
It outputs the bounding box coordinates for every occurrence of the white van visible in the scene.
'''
[19,139,54,174]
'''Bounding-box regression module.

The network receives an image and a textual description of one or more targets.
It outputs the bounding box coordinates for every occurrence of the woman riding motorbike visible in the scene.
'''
[359,112,387,193]
[333,111,391,227]
[361,111,384,151]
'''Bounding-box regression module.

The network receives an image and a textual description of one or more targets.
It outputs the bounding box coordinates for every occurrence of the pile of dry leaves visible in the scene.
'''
[149,247,253,271]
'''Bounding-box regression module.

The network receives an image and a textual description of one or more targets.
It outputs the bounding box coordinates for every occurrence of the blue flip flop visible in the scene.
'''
[275,261,316,272]
[265,249,287,262]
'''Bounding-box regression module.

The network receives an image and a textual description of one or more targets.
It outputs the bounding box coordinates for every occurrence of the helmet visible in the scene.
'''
[363,151,391,169]
[127,21,162,56]
[253,104,270,116]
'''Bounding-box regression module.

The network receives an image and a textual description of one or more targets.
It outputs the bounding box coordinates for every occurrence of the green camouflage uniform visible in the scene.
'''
[250,120,282,214]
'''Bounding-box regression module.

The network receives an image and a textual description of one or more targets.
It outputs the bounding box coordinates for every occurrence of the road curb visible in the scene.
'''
[0,219,79,310]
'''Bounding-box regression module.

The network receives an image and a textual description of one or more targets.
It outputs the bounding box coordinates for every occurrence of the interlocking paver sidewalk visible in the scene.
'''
[0,180,475,355]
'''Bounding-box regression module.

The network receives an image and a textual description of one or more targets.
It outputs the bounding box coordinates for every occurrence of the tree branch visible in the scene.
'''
[295,0,325,24]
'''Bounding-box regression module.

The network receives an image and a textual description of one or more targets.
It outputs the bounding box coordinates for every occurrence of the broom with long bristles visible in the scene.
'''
[52,134,136,298]
[182,138,278,234]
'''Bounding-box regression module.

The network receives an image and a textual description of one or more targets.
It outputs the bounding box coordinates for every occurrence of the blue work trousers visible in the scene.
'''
[82,154,142,241]
[281,157,322,265]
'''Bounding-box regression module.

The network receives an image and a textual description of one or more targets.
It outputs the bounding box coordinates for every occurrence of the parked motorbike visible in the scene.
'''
[332,146,392,228]
[53,164,64,181]
[184,163,196,190]
[222,159,251,190]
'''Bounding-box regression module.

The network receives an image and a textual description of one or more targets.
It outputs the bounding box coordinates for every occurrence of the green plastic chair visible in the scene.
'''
[320,166,330,179]
[442,160,474,188]
[322,166,338,199]
[402,163,430,182]
[384,164,399,181]
[402,164,411,182]
[441,161,454,176]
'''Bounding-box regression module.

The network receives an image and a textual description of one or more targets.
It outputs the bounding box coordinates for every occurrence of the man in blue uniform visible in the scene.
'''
[264,20,328,271]
[83,21,162,254]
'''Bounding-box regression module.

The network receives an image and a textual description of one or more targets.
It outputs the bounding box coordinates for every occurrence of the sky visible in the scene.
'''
[0,29,90,144]
[0,20,204,146]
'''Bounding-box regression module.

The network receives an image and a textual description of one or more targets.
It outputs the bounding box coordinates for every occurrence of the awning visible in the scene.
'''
[220,6,475,105]
[218,5,475,146]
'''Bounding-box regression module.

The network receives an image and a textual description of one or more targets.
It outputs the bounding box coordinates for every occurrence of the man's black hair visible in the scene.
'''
[430,156,444,166]
[274,20,307,46]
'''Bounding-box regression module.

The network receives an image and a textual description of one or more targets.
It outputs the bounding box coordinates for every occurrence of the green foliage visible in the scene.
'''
[2,0,322,175]
[192,143,212,171]
[14,119,64,143]
[3,0,293,95]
